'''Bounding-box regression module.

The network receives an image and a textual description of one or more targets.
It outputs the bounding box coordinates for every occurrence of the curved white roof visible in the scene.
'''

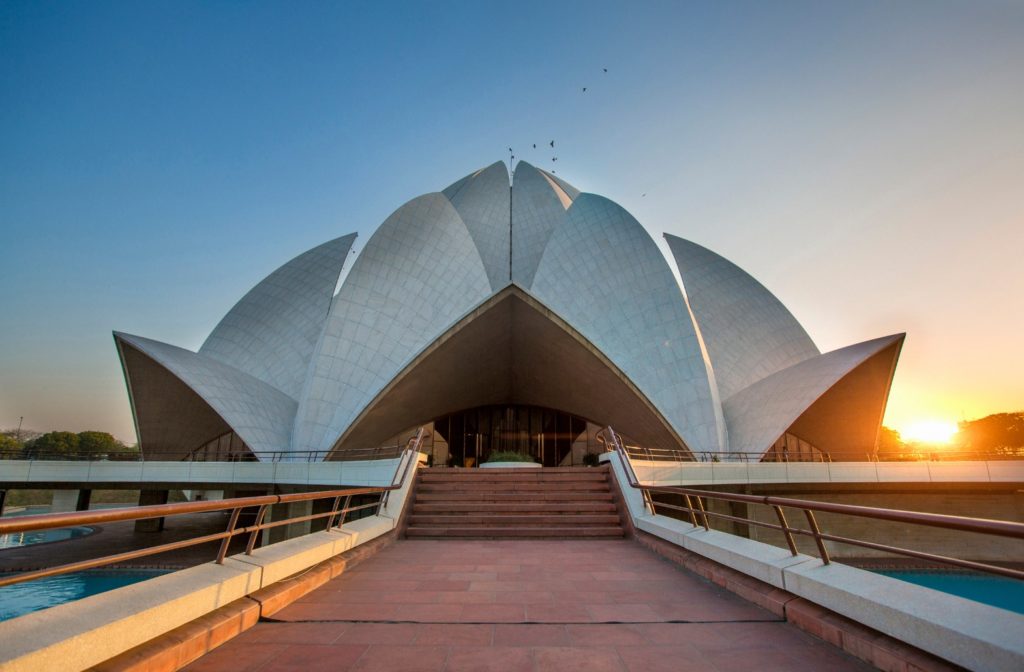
[510,161,577,288]
[443,162,511,291]
[666,235,819,401]
[531,194,726,453]
[116,160,903,461]
[723,334,904,455]
[116,332,296,454]
[291,192,493,454]
[199,234,356,400]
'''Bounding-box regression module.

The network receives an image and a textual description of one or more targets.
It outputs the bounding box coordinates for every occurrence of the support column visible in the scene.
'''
[135,489,170,532]
[51,489,91,513]
[263,500,313,546]
[0,489,7,517]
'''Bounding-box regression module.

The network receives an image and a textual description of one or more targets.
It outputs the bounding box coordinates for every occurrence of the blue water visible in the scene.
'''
[874,570,1024,614]
[0,570,170,621]
[0,526,95,549]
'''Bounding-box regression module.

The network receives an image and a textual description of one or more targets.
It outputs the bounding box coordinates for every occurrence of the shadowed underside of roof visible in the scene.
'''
[330,287,687,455]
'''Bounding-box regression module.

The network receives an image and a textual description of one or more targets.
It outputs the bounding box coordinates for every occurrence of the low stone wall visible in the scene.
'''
[603,452,1024,672]
[673,487,1023,563]
[0,458,421,672]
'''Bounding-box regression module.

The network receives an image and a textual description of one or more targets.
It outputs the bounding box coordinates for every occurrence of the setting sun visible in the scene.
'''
[900,419,959,444]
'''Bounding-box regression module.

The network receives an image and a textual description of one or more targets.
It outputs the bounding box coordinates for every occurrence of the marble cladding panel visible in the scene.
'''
[117,333,297,455]
[530,193,726,454]
[666,235,820,402]
[292,192,492,454]
[723,335,903,454]
[200,235,356,400]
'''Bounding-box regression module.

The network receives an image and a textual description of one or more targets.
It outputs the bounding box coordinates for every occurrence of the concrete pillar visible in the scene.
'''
[263,500,313,546]
[135,489,170,532]
[51,489,91,513]
[0,489,6,517]
[188,490,224,502]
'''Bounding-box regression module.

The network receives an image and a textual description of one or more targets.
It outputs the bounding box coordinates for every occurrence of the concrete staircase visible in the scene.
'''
[404,466,625,539]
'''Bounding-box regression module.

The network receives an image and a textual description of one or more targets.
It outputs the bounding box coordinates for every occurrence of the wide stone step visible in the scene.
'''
[415,483,606,493]
[413,502,618,513]
[415,492,613,502]
[408,514,622,526]
[405,526,625,538]
[418,472,608,483]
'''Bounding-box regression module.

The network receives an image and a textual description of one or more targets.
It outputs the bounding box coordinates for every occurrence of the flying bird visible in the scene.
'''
[582,87,587,92]
[550,140,554,148]
[552,157,558,162]
[603,68,608,73]
[532,143,536,149]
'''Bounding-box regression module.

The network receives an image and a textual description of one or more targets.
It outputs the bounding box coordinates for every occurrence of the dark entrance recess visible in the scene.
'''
[431,404,601,468]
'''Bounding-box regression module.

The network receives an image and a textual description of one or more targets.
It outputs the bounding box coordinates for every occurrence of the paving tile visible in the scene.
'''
[258,644,368,672]
[587,604,660,623]
[532,646,626,672]
[335,623,422,644]
[443,646,533,672]
[396,603,465,622]
[182,539,871,672]
[525,603,594,623]
[458,603,527,623]
[182,643,287,671]
[413,623,494,646]
[616,644,711,672]
[232,622,349,645]
[492,624,570,647]
[566,624,648,646]
[349,644,448,672]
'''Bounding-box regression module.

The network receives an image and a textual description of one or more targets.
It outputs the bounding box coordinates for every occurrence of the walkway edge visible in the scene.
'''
[0,461,420,672]
[604,451,1024,672]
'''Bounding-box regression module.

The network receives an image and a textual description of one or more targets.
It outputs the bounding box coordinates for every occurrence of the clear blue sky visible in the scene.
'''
[2,1,1022,442]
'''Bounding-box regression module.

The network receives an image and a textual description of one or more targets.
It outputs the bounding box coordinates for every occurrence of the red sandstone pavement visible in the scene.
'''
[183,539,872,672]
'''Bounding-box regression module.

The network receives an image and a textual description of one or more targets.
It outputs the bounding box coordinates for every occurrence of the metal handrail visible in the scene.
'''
[600,427,1024,581]
[618,445,1024,463]
[0,444,423,463]
[0,429,427,589]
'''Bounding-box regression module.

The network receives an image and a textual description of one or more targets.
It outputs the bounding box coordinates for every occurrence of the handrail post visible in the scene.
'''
[683,494,699,528]
[804,509,831,564]
[325,496,343,530]
[336,494,352,530]
[772,505,799,556]
[216,507,242,564]
[694,495,710,531]
[246,504,269,555]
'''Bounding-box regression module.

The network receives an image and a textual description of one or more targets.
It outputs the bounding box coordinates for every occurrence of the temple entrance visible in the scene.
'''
[428,404,604,468]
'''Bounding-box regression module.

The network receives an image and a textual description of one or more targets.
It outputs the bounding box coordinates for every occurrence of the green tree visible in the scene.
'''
[956,412,1024,456]
[0,433,22,455]
[77,431,124,456]
[876,426,906,460]
[24,431,80,458]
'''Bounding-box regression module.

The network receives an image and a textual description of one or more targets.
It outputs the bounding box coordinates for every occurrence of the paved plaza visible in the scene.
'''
[184,539,871,672]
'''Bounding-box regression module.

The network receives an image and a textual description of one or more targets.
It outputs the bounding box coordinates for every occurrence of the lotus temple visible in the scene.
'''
[114,161,904,465]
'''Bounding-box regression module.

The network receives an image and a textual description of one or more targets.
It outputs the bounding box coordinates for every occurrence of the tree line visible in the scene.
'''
[878,411,1024,460]
[0,429,138,459]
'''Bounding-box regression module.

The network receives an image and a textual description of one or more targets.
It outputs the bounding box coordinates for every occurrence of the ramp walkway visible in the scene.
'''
[182,538,870,672]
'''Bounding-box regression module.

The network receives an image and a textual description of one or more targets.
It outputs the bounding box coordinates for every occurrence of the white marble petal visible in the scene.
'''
[511,161,578,288]
[666,235,820,402]
[200,235,356,400]
[723,334,904,455]
[531,193,727,454]
[292,192,493,454]
[444,161,512,291]
[116,332,297,455]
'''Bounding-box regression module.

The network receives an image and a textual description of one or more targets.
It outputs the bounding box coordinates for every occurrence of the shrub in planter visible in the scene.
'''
[485,450,535,463]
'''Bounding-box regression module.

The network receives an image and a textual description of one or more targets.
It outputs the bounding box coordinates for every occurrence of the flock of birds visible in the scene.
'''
[506,67,614,179]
